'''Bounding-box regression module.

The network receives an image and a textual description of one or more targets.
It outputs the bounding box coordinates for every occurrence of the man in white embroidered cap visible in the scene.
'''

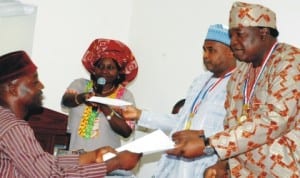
[166,2,300,177]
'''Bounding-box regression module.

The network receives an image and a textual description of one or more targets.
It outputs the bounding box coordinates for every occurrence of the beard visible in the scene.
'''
[24,93,44,120]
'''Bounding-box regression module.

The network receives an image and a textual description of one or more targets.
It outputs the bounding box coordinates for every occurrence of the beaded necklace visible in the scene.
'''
[78,80,125,139]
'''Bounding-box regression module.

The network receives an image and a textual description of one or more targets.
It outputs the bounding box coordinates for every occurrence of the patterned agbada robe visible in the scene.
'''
[210,43,300,177]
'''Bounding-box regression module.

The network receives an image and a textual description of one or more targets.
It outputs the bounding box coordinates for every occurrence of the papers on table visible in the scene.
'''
[103,129,174,161]
[87,96,132,106]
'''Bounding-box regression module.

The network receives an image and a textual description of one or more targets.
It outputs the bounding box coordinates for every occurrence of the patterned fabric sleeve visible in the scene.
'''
[212,44,300,158]
[209,44,300,176]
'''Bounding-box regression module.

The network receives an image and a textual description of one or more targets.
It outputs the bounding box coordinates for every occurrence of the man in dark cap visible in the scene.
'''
[0,50,141,177]
[167,2,300,177]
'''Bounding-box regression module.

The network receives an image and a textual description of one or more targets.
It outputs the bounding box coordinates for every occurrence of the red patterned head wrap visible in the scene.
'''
[0,51,37,83]
[82,38,138,85]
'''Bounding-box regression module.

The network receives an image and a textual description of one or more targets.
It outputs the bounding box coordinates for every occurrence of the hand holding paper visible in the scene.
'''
[87,96,132,106]
[105,151,142,173]
[103,129,174,161]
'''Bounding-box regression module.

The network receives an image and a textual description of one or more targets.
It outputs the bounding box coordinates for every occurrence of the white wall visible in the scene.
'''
[15,0,134,114]
[5,0,300,177]
[129,0,300,115]
[0,0,37,55]
[16,0,300,115]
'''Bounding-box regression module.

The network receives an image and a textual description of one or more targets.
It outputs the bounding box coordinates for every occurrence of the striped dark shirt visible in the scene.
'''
[0,106,107,178]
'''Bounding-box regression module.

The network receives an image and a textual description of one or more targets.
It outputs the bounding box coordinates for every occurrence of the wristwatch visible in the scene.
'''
[203,145,215,156]
[200,135,216,156]
[107,111,114,120]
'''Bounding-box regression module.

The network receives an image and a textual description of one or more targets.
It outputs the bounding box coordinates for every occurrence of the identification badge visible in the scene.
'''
[184,118,192,130]
[238,104,250,123]
[189,113,195,118]
[238,115,247,123]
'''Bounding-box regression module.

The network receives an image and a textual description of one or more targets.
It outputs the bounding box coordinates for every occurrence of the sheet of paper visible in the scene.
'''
[103,129,174,161]
[87,96,132,106]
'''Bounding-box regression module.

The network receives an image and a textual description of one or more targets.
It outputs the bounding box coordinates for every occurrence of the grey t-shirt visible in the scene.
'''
[62,78,135,151]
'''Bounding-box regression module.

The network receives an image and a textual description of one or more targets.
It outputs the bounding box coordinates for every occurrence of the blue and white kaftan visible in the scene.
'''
[138,71,230,178]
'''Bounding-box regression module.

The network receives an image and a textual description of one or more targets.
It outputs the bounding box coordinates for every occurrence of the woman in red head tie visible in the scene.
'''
[62,39,138,154]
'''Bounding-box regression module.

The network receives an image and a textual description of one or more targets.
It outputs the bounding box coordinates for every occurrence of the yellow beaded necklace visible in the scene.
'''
[78,81,124,139]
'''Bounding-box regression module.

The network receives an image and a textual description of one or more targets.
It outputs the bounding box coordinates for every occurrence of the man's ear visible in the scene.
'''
[7,81,19,96]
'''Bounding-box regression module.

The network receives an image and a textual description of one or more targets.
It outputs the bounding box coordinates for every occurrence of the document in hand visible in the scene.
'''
[103,129,174,161]
[87,96,132,106]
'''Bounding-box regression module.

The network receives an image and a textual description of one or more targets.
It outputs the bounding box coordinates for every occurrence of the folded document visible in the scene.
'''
[87,96,132,106]
[103,129,174,161]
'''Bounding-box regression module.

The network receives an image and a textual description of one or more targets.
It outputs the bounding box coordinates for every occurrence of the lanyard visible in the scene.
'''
[238,42,278,124]
[185,70,234,130]
[243,42,278,105]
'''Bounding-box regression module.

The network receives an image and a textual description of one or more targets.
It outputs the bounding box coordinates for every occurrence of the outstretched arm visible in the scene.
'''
[100,104,133,137]
[166,130,206,158]
[105,151,142,173]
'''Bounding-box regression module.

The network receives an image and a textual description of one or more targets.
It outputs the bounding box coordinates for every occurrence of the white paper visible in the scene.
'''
[103,129,174,161]
[87,96,132,106]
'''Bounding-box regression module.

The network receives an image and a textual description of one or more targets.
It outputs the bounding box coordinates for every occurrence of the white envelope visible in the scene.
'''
[87,96,132,106]
[103,129,174,161]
